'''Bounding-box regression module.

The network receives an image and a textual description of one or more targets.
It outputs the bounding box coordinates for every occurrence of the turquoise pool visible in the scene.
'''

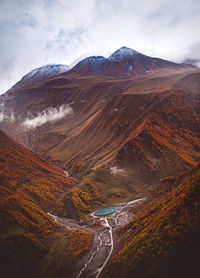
[95,206,121,216]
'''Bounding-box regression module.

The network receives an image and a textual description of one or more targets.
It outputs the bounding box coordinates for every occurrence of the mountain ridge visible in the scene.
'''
[67,46,195,79]
[2,46,196,94]
[0,46,200,277]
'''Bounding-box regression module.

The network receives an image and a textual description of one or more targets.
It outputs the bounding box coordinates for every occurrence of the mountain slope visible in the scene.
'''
[0,130,92,278]
[0,49,199,199]
[44,87,200,184]
[0,47,200,277]
[104,164,200,278]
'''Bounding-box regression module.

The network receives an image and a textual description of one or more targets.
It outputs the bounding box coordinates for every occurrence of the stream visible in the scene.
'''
[48,197,145,278]
[75,198,145,278]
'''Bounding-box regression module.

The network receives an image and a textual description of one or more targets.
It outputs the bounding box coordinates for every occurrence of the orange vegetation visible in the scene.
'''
[56,179,105,220]
[69,160,86,176]
[105,164,200,278]
[0,131,93,277]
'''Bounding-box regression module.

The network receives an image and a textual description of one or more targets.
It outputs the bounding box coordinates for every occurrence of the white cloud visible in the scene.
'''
[182,42,200,61]
[0,102,15,122]
[0,112,4,121]
[0,111,15,122]
[22,104,73,128]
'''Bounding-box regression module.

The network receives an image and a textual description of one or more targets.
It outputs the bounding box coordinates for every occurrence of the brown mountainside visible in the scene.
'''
[0,130,92,278]
[0,67,199,188]
[0,48,199,213]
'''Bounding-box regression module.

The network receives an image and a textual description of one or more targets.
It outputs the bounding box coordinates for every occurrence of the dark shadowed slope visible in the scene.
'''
[0,130,93,278]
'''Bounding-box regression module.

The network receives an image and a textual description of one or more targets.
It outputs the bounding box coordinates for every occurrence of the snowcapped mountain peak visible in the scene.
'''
[108,46,141,61]
[23,64,70,80]
[12,64,70,89]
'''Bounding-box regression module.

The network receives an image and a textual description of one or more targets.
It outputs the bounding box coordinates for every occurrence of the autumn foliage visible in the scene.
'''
[0,131,92,277]
[104,164,200,278]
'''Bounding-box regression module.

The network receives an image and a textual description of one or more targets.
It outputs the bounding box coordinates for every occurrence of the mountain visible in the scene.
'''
[68,46,194,78]
[12,63,70,89]
[0,130,92,278]
[0,48,199,193]
[0,46,200,277]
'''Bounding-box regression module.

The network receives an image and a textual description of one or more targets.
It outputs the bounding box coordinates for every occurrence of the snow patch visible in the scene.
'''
[110,166,125,175]
[21,64,69,81]
[108,46,140,61]
[64,171,69,177]
[145,70,154,74]
[111,108,118,112]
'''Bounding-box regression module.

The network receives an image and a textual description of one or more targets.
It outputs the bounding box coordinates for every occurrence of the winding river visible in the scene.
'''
[75,197,145,278]
[48,198,145,278]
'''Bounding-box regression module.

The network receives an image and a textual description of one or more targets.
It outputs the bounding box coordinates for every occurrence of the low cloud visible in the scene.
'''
[110,166,125,175]
[0,112,4,121]
[182,41,200,67]
[22,104,73,128]
[0,103,15,122]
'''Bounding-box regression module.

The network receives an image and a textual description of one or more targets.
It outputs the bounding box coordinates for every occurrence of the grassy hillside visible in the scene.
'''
[104,164,200,278]
[55,166,147,221]
[0,130,93,278]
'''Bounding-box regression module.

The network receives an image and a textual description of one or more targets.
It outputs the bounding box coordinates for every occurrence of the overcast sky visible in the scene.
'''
[0,0,200,94]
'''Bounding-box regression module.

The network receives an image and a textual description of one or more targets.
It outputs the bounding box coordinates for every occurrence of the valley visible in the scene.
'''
[0,46,200,278]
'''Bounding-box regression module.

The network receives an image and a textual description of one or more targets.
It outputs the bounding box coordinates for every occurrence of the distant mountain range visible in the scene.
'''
[7,46,196,91]
[62,46,195,78]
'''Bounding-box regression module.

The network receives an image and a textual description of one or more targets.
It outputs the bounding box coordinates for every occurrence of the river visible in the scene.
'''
[48,198,145,278]
[75,197,145,278]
